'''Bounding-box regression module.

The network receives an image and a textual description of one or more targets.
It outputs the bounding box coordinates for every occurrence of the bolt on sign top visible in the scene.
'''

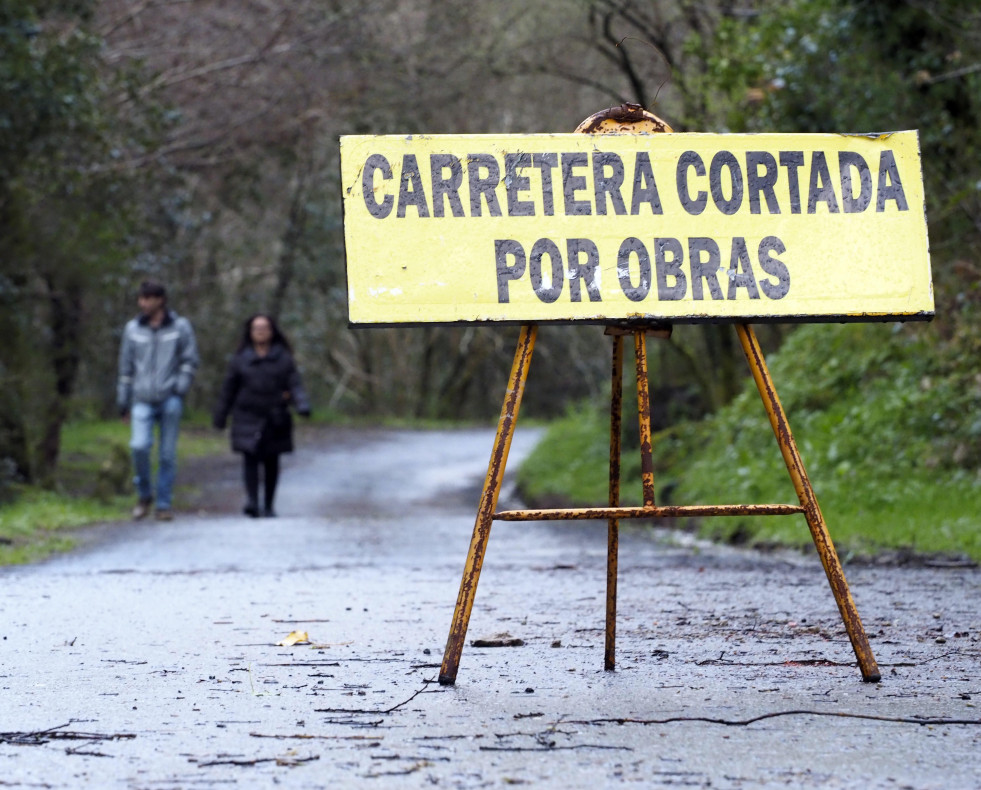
[339,131,932,326]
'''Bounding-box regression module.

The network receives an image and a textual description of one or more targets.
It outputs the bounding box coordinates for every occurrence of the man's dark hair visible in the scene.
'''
[138,280,167,300]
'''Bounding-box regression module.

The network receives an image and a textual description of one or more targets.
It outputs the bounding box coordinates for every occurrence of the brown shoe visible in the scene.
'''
[132,499,152,519]
[155,508,174,521]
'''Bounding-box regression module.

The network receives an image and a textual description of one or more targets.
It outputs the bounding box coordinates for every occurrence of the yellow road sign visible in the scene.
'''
[340,132,932,325]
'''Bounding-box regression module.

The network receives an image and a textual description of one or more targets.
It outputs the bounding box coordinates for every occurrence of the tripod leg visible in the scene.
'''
[606,333,624,671]
[736,324,881,682]
[634,331,656,507]
[439,324,538,686]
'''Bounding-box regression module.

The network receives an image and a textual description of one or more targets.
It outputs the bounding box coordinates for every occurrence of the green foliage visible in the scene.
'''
[518,402,641,507]
[520,323,981,561]
[0,418,230,565]
[0,487,120,565]
[0,0,107,191]
[0,0,160,483]
[672,323,981,555]
[705,1,980,137]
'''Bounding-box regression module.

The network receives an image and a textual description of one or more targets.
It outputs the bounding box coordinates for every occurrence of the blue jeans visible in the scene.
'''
[130,395,183,510]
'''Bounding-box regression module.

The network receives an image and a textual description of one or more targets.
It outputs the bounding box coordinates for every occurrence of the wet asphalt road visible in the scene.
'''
[1,426,980,789]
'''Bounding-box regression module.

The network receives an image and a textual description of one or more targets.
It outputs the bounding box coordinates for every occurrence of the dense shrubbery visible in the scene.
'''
[519,322,981,560]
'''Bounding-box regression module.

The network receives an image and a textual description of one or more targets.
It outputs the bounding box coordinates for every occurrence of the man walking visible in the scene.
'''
[117,280,199,520]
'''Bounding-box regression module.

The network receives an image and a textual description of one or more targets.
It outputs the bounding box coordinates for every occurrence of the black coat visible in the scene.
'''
[212,343,310,456]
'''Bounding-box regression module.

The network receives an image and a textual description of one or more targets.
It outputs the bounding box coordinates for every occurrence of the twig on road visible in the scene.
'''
[0,724,136,746]
[65,746,113,758]
[485,715,632,752]
[250,732,384,741]
[696,655,852,667]
[696,649,974,668]
[197,754,320,767]
[313,681,439,715]
[480,744,631,752]
[568,710,981,727]
[364,760,432,778]
[320,718,385,727]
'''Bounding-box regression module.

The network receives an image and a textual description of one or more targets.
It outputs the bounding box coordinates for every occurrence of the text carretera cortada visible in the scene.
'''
[359,147,909,307]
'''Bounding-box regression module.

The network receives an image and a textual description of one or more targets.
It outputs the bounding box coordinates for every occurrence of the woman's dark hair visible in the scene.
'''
[237,313,292,353]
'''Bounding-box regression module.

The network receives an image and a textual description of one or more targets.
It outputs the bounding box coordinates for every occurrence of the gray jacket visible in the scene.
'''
[117,310,199,411]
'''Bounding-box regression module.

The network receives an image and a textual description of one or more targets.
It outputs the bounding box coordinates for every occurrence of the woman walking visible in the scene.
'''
[213,314,310,517]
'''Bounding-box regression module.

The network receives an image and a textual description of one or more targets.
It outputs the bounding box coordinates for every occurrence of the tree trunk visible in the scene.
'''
[0,409,31,489]
[32,276,84,487]
[269,169,308,319]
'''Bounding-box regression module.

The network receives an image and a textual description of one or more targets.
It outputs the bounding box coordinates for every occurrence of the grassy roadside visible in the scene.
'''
[0,414,227,566]
[517,323,981,564]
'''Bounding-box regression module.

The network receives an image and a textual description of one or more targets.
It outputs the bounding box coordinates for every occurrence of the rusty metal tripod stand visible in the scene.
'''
[437,321,881,686]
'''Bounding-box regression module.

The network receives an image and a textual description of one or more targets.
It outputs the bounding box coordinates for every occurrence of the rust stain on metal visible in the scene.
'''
[574,103,674,135]
[606,334,624,671]
[605,321,673,338]
[439,324,537,686]
[494,504,805,521]
[634,332,656,507]
[736,324,881,683]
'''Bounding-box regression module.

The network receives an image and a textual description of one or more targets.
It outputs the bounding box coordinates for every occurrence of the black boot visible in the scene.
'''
[262,455,279,519]
[243,454,260,518]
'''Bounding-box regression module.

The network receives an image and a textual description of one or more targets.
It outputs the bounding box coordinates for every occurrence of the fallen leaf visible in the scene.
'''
[277,631,310,647]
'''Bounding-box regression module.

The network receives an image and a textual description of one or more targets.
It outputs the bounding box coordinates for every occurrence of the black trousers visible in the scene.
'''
[243,452,280,511]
